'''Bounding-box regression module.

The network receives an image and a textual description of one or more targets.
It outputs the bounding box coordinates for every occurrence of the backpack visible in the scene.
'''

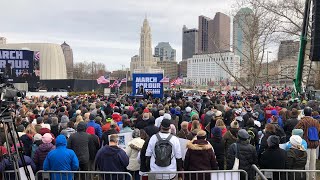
[308,127,319,141]
[247,127,256,145]
[154,133,173,167]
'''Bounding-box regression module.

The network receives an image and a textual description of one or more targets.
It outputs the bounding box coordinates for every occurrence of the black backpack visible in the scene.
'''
[154,133,173,167]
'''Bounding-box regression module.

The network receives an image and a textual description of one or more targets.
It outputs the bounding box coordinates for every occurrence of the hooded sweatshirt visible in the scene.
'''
[43,135,79,180]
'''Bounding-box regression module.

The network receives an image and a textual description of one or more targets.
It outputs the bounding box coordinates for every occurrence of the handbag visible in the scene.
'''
[232,143,239,170]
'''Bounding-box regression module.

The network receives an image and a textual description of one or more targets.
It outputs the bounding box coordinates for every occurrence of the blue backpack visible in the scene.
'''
[308,127,319,141]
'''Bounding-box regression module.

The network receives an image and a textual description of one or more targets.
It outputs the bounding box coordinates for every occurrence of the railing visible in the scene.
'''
[258,169,320,180]
[252,165,267,180]
[2,170,16,180]
[35,171,133,180]
[140,170,248,180]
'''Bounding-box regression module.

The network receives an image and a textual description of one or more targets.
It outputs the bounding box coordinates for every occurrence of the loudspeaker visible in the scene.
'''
[310,0,320,61]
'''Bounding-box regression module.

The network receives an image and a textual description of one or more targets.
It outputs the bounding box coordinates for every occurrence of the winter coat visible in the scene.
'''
[227,140,258,180]
[184,139,218,180]
[31,140,42,159]
[88,134,100,161]
[203,111,215,127]
[50,124,59,138]
[135,119,149,130]
[223,128,238,154]
[43,135,79,180]
[67,132,90,164]
[33,143,55,171]
[125,137,145,171]
[259,131,276,158]
[0,155,36,180]
[259,147,287,180]
[223,109,233,127]
[208,137,225,170]
[95,145,129,180]
[87,120,102,138]
[177,129,192,140]
[139,137,150,173]
[101,129,119,146]
[295,116,320,149]
[182,112,191,122]
[284,118,299,141]
[144,125,159,138]
[20,134,34,157]
[286,148,307,180]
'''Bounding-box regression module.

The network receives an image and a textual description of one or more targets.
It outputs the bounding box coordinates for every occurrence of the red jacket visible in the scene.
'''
[264,107,275,120]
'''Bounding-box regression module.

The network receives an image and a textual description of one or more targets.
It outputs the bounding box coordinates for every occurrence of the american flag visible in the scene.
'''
[97,76,110,84]
[109,80,119,88]
[160,76,170,83]
[171,77,183,86]
[120,78,127,83]
[34,52,40,61]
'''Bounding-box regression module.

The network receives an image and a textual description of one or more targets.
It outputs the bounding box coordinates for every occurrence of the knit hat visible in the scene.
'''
[132,129,141,138]
[238,129,250,140]
[39,128,51,136]
[17,125,25,132]
[76,110,81,115]
[163,113,172,120]
[61,115,69,123]
[290,135,304,150]
[42,133,53,144]
[36,117,44,124]
[143,108,150,113]
[33,133,42,142]
[197,130,206,139]
[267,135,280,147]
[230,121,239,129]
[86,126,95,135]
[128,106,134,111]
[161,119,171,129]
[211,127,222,139]
[185,107,192,113]
[292,129,304,137]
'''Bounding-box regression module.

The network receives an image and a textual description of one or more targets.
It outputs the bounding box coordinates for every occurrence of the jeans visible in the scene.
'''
[305,148,317,180]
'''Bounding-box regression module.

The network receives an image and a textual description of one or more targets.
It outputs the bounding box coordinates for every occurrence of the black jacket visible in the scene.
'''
[208,137,225,170]
[245,126,259,147]
[101,129,118,146]
[283,118,299,141]
[259,147,287,180]
[67,132,90,164]
[259,131,275,158]
[286,148,307,180]
[227,140,257,180]
[144,125,159,138]
[88,134,100,161]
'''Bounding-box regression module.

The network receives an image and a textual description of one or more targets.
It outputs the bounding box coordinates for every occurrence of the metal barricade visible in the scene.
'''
[140,170,248,180]
[36,171,133,180]
[257,169,320,180]
[2,170,16,180]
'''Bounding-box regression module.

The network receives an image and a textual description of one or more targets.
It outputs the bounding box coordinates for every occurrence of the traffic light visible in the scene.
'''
[310,0,320,61]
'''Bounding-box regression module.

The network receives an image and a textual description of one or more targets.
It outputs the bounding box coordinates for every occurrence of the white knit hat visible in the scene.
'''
[290,135,304,150]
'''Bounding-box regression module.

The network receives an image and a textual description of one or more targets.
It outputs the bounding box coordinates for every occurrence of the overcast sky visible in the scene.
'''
[1,0,236,71]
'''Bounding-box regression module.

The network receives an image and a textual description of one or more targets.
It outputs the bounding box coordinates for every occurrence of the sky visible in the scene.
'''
[1,0,237,71]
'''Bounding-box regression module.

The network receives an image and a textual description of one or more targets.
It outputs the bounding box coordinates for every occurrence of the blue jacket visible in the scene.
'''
[285,139,308,151]
[43,135,79,180]
[267,116,284,128]
[87,120,102,138]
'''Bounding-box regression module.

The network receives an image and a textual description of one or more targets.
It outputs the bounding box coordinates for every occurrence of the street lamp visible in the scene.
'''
[266,51,272,83]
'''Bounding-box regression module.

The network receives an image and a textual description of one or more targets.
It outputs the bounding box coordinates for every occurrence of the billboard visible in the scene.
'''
[0,49,40,83]
[132,73,163,98]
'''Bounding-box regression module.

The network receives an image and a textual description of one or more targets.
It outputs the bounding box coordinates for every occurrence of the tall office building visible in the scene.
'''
[0,37,6,44]
[198,16,211,53]
[154,42,176,61]
[208,12,231,53]
[61,41,74,79]
[278,40,299,61]
[130,18,163,74]
[157,61,178,78]
[182,26,198,60]
[233,8,254,65]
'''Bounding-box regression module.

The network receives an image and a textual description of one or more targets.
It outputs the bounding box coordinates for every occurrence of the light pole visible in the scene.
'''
[266,51,272,83]
[91,61,95,92]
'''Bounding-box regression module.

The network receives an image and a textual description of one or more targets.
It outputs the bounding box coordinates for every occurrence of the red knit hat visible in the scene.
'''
[86,126,95,135]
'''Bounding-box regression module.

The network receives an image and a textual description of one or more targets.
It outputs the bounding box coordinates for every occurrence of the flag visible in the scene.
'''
[160,76,170,83]
[120,78,127,83]
[109,80,119,88]
[97,76,110,84]
[170,77,183,86]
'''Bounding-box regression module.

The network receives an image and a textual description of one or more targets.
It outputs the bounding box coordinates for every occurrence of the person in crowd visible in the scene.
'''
[259,123,276,158]
[101,123,119,146]
[20,124,37,157]
[223,121,239,153]
[215,119,227,137]
[43,135,79,180]
[184,130,218,179]
[33,133,55,171]
[182,107,192,122]
[146,119,182,180]
[102,118,120,133]
[120,120,134,133]
[210,111,223,132]
[74,114,84,129]
[227,129,258,180]
[50,117,59,138]
[259,135,287,180]
[285,129,308,151]
[286,135,307,180]
[86,126,100,171]
[177,121,192,140]
[60,121,76,139]
[95,134,129,180]
[208,127,225,170]
[144,117,159,137]
[245,119,259,147]
[87,113,102,139]
[284,108,299,141]
[155,110,165,127]
[31,133,42,159]
[67,121,90,171]
[125,129,145,180]
[295,107,320,180]
[135,112,150,130]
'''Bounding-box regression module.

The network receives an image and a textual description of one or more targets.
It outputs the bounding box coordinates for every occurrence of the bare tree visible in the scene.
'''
[73,61,107,80]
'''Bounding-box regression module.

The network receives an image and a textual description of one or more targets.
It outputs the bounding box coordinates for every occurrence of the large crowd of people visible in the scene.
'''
[0,90,319,180]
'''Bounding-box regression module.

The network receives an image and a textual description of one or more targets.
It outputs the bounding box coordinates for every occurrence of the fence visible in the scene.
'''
[35,171,133,180]
[140,170,248,180]
[2,170,16,180]
[255,169,320,180]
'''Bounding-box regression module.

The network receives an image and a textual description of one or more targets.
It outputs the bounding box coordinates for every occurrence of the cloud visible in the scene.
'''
[1,0,232,71]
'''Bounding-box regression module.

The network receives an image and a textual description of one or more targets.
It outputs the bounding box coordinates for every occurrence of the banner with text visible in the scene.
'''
[132,73,163,98]
[0,49,40,83]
